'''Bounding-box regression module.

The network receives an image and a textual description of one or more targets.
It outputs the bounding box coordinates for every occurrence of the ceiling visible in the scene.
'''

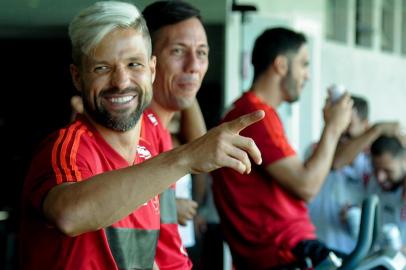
[0,0,228,37]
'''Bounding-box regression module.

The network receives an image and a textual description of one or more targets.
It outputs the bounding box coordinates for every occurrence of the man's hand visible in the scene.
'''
[176,198,198,226]
[179,110,265,174]
[323,93,353,135]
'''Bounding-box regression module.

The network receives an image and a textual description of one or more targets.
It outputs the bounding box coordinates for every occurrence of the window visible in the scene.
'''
[402,0,406,54]
[326,0,349,42]
[355,0,374,48]
[326,0,406,57]
[381,0,395,52]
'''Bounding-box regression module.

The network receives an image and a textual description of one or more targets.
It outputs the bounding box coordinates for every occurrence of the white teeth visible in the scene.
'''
[109,96,134,104]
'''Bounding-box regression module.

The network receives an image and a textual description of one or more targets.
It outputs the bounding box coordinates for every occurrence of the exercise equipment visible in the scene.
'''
[316,195,406,270]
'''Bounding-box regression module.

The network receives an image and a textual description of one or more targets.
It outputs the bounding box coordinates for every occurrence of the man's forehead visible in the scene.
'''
[373,152,397,166]
[296,44,309,59]
[286,44,308,64]
[90,29,149,58]
[155,18,207,46]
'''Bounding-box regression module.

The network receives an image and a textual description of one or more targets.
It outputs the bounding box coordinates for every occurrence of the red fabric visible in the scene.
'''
[144,109,192,270]
[21,114,160,270]
[212,91,316,269]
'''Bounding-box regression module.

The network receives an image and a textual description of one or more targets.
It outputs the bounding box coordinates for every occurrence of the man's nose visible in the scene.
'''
[184,52,201,73]
[112,66,131,89]
[304,68,310,81]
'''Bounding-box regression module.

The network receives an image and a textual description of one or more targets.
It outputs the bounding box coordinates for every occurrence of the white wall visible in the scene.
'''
[322,41,406,127]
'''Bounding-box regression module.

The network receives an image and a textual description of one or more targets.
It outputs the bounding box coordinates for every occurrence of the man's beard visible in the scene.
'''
[82,86,151,132]
[380,166,406,192]
[381,180,403,192]
[281,70,300,103]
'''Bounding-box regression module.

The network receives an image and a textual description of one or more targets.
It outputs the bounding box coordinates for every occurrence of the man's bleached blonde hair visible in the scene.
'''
[69,1,152,66]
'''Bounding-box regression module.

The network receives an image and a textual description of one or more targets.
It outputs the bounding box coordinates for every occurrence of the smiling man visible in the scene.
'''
[369,135,406,250]
[212,27,353,269]
[371,136,406,192]
[142,2,208,269]
[19,2,265,269]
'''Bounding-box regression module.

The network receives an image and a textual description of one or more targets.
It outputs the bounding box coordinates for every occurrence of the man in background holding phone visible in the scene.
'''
[212,27,353,269]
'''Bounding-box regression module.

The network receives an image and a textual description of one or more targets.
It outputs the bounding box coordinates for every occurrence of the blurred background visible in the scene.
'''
[1,0,406,269]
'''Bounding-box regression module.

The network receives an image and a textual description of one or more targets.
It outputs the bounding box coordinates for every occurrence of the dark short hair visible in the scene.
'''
[252,27,306,82]
[371,135,404,158]
[351,95,369,121]
[142,0,201,46]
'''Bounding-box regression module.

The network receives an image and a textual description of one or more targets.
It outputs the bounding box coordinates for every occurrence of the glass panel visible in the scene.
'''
[326,0,348,42]
[355,0,373,47]
[381,0,395,52]
[402,0,406,55]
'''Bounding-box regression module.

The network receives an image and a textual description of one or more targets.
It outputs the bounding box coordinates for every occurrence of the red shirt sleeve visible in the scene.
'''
[24,124,93,213]
[243,107,296,167]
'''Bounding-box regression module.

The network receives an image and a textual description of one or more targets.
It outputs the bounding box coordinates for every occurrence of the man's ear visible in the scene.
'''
[274,55,288,76]
[70,64,82,92]
[150,55,157,83]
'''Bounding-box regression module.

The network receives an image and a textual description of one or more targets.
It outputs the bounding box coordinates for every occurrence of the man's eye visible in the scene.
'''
[197,50,208,58]
[129,62,142,68]
[94,66,109,72]
[172,48,183,55]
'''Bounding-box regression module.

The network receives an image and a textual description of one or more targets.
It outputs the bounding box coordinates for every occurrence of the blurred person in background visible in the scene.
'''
[309,95,399,254]
[368,135,406,252]
[212,27,353,269]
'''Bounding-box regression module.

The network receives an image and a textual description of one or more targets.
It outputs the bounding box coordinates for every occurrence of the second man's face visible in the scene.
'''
[152,17,209,111]
[372,152,406,191]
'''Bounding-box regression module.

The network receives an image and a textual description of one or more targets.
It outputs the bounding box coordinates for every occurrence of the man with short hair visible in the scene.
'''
[212,27,353,269]
[309,96,399,254]
[19,2,264,269]
[369,135,406,248]
[142,1,209,269]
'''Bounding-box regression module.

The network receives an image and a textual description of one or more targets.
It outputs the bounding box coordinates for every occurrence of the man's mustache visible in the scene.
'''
[177,75,199,84]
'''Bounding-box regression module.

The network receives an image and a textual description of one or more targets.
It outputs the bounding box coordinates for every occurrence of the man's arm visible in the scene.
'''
[265,95,353,202]
[176,99,208,222]
[178,99,207,205]
[332,122,399,169]
[43,110,264,237]
[179,99,207,143]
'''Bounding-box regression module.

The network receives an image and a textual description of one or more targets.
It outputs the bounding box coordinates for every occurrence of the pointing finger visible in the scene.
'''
[226,110,265,134]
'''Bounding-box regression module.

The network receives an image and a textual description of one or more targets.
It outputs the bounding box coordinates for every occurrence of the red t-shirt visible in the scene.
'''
[144,109,192,270]
[212,91,316,269]
[21,114,160,270]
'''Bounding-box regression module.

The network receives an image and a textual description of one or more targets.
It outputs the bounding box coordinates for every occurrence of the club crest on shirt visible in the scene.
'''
[137,145,152,160]
[141,195,160,215]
